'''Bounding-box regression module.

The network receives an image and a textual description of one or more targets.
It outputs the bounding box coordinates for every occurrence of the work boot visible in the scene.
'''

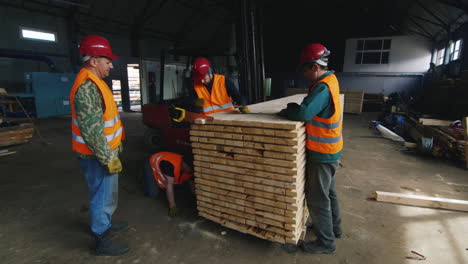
[93,230,130,256]
[301,240,336,254]
[109,220,128,232]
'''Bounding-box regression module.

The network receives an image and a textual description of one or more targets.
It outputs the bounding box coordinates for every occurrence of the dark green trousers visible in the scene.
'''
[305,159,341,249]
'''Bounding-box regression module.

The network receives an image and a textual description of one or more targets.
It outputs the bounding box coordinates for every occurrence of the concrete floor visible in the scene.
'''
[1,112,467,264]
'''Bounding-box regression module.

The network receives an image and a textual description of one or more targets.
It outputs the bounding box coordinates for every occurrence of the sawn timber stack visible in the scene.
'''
[190,94,308,244]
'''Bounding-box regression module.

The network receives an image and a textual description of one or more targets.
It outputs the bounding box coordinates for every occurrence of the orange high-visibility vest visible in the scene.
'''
[305,74,343,154]
[149,152,193,189]
[70,68,123,155]
[194,74,234,114]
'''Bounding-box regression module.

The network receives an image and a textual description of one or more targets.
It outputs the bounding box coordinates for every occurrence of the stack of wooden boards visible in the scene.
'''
[0,123,33,148]
[340,90,364,114]
[190,94,308,244]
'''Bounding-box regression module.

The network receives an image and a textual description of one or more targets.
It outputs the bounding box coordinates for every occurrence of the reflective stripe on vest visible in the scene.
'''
[70,68,123,155]
[305,73,343,154]
[194,74,234,115]
[202,102,233,113]
[152,154,167,188]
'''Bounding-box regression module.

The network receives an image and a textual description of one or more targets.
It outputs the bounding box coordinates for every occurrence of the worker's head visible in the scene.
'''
[299,43,330,82]
[79,35,118,79]
[192,57,213,85]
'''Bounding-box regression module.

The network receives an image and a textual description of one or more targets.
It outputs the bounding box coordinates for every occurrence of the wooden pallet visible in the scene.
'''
[191,95,309,244]
[0,123,34,147]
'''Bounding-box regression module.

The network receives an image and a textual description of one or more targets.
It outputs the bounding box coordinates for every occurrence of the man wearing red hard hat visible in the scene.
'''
[280,43,343,254]
[70,35,129,256]
[190,57,249,114]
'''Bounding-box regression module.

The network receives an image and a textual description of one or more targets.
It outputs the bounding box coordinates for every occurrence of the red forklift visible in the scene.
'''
[141,49,218,154]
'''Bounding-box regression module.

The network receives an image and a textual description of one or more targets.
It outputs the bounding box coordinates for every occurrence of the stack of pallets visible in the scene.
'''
[190,95,308,244]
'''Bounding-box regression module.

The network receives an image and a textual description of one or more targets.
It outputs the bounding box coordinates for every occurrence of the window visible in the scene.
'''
[355,39,391,64]
[449,39,462,61]
[20,27,57,42]
[436,48,445,65]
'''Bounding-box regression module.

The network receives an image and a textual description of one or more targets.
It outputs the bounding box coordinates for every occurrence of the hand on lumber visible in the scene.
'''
[277,108,288,117]
[107,157,122,174]
[168,205,178,217]
[238,105,250,114]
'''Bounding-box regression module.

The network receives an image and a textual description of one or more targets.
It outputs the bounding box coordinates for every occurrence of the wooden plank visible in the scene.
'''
[192,142,302,161]
[192,148,300,168]
[192,135,303,153]
[0,123,33,133]
[194,166,297,189]
[194,154,298,175]
[0,127,34,137]
[195,171,297,197]
[204,94,306,131]
[198,211,287,244]
[375,191,468,212]
[419,118,452,126]
[0,139,28,147]
[196,185,297,210]
[194,160,296,182]
[191,124,302,139]
[197,189,297,217]
[197,201,297,230]
[197,195,298,225]
[195,178,297,203]
[190,129,303,146]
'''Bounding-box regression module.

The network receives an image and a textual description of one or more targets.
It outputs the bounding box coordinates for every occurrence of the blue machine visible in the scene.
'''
[24,72,77,118]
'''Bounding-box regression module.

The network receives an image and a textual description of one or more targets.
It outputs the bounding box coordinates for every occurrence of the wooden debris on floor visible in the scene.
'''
[191,94,309,244]
[0,123,34,147]
[340,90,364,114]
[375,191,468,212]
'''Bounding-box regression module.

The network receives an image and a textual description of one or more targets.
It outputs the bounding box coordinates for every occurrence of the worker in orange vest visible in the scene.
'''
[189,57,250,114]
[70,35,129,256]
[280,44,343,254]
[143,152,195,217]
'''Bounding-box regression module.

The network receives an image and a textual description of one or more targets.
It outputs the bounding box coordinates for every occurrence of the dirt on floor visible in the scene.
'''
[0,112,467,264]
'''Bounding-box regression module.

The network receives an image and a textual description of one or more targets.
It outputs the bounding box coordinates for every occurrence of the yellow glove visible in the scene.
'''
[238,105,250,114]
[107,157,122,174]
[168,205,178,217]
[195,98,204,107]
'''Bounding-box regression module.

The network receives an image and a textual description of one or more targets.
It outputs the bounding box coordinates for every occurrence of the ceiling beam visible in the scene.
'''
[416,0,449,28]
[408,13,446,29]
[406,28,434,40]
[434,0,468,14]
[408,16,434,39]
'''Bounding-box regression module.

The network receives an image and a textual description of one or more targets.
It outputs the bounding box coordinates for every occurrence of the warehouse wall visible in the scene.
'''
[343,35,432,73]
[0,5,175,94]
[0,6,72,92]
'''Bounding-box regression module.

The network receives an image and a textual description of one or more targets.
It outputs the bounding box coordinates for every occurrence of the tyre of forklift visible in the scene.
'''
[144,127,164,152]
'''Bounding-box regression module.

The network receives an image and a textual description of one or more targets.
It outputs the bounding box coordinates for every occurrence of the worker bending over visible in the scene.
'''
[189,57,250,114]
[144,152,194,216]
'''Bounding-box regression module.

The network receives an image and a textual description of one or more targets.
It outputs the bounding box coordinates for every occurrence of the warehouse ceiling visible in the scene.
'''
[1,0,468,71]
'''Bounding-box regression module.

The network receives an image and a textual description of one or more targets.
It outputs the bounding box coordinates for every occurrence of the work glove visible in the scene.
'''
[238,105,250,114]
[168,205,178,217]
[107,157,122,174]
[277,108,288,117]
[194,98,204,107]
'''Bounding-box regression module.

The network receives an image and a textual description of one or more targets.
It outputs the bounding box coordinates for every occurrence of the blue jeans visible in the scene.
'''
[78,158,118,235]
[305,159,341,249]
[142,157,160,197]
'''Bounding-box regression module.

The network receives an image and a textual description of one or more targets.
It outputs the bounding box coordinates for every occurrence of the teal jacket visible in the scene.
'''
[285,71,342,163]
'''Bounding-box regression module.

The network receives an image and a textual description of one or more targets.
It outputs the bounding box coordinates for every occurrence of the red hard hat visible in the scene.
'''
[79,35,119,59]
[192,57,211,81]
[300,43,330,66]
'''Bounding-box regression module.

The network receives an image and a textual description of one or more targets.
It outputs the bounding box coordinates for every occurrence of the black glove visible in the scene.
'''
[277,108,288,117]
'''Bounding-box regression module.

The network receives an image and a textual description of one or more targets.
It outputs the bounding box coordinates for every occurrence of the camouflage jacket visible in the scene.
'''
[74,80,121,165]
